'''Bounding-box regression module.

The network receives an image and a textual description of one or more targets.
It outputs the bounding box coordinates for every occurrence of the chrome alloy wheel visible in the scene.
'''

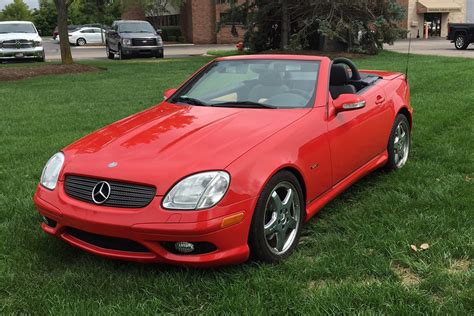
[456,36,465,49]
[394,120,410,168]
[263,182,301,255]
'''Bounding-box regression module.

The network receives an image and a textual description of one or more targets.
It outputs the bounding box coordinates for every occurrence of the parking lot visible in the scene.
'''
[385,38,474,58]
[42,39,235,60]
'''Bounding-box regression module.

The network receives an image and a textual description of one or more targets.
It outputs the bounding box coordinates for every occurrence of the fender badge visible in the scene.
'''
[108,162,118,168]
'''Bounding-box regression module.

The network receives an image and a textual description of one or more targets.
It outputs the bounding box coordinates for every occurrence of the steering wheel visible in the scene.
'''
[288,89,312,99]
[333,57,361,81]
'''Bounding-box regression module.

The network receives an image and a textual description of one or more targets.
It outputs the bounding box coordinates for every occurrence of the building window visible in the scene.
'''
[220,12,244,25]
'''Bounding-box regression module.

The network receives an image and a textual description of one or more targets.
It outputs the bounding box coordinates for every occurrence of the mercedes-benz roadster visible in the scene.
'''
[34,55,413,267]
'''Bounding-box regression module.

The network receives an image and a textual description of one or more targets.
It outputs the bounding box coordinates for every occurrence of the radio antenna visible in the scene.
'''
[405,33,412,82]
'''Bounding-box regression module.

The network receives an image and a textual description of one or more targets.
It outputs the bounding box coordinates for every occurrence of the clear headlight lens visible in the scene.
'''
[162,171,230,210]
[122,38,132,46]
[40,152,65,190]
[34,40,42,47]
[157,37,163,46]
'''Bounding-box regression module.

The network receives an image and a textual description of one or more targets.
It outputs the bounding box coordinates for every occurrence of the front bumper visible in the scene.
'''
[121,45,163,56]
[0,47,44,60]
[34,183,254,267]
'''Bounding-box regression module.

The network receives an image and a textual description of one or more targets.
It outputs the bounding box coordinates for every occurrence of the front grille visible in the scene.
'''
[2,39,34,49]
[65,227,150,253]
[132,38,156,46]
[64,175,156,208]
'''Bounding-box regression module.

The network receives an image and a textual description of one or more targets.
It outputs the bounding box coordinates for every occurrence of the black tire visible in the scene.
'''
[454,34,469,50]
[155,51,164,59]
[106,44,114,59]
[37,51,45,62]
[385,114,411,171]
[76,38,86,46]
[248,171,305,263]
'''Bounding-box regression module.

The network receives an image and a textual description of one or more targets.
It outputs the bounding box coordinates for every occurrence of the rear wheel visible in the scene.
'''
[248,171,304,263]
[454,34,469,50]
[385,114,410,170]
[76,38,86,46]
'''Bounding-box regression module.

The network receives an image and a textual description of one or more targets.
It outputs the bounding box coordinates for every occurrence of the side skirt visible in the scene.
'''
[305,151,388,222]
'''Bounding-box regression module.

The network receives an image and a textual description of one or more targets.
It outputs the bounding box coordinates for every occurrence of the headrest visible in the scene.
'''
[330,64,350,86]
[259,71,283,86]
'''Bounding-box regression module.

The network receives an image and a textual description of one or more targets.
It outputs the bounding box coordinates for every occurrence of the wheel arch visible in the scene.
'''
[278,166,307,205]
[397,107,412,131]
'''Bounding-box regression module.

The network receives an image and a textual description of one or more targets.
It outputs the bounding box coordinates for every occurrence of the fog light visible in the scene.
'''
[174,242,195,254]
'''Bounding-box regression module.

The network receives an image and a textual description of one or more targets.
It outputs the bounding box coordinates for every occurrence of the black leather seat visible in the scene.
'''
[329,64,357,99]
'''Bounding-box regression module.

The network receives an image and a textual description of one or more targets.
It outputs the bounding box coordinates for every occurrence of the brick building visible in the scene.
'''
[397,0,472,38]
[123,0,246,44]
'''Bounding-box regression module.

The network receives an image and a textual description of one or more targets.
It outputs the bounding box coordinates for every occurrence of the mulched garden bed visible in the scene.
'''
[0,64,103,82]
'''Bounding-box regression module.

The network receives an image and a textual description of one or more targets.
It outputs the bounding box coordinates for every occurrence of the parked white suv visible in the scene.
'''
[0,21,45,62]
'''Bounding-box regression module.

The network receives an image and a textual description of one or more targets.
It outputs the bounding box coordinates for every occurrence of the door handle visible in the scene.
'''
[375,95,385,104]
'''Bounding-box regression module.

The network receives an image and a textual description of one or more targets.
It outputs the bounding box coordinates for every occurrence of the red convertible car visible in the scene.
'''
[34,55,412,267]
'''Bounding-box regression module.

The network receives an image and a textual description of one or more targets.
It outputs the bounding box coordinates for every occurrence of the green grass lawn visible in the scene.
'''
[0,52,472,314]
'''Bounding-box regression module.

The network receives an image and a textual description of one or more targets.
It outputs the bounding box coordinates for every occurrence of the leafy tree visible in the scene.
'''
[0,0,32,21]
[222,0,406,54]
[32,0,57,36]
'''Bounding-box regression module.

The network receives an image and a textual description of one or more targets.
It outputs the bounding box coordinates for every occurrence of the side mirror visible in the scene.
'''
[163,88,177,100]
[333,94,366,113]
[156,28,162,35]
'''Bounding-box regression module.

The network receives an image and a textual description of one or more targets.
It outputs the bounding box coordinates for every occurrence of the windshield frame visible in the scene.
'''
[0,23,37,34]
[168,59,321,109]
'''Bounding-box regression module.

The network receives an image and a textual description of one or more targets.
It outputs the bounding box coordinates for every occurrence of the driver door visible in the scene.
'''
[328,86,390,184]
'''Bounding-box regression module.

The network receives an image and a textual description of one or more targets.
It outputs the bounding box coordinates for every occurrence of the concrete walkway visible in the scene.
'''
[385,38,474,58]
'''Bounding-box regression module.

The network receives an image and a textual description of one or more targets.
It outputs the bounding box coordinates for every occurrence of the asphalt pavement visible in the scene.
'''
[42,39,235,61]
[385,38,474,58]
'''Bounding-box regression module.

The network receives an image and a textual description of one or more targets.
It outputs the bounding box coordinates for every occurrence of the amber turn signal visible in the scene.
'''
[221,212,245,228]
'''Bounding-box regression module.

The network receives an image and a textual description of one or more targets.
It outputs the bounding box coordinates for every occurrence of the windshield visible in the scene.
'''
[170,60,320,109]
[0,23,37,34]
[118,22,155,33]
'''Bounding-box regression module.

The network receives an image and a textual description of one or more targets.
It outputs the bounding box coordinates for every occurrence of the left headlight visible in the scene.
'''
[34,40,42,47]
[162,171,230,210]
[40,152,65,190]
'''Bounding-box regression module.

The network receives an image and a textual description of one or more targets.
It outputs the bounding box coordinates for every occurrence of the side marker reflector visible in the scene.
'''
[221,212,245,228]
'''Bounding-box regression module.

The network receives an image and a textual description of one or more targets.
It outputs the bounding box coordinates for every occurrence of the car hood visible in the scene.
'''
[0,33,40,41]
[119,32,158,39]
[62,102,309,194]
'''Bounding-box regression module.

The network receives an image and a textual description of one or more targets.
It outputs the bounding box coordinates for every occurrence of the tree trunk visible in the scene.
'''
[281,0,289,49]
[54,0,73,64]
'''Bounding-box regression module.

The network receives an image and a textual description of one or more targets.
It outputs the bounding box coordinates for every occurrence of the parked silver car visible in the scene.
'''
[0,21,45,62]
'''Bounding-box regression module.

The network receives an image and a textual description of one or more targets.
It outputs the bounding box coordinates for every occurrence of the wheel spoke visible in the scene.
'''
[271,191,283,213]
[287,216,297,229]
[275,229,286,251]
[264,213,278,236]
[281,188,294,207]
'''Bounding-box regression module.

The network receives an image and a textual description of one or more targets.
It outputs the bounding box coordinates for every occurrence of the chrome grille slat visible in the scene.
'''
[64,175,156,208]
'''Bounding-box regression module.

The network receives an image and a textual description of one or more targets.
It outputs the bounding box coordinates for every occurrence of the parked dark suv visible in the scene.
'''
[106,20,164,59]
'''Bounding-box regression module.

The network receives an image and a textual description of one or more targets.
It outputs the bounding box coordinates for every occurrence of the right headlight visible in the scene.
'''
[162,171,230,210]
[122,38,132,46]
[40,152,65,190]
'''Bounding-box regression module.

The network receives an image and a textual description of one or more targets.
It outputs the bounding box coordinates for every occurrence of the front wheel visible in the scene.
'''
[454,34,469,50]
[248,171,304,263]
[106,44,114,59]
[385,114,411,170]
